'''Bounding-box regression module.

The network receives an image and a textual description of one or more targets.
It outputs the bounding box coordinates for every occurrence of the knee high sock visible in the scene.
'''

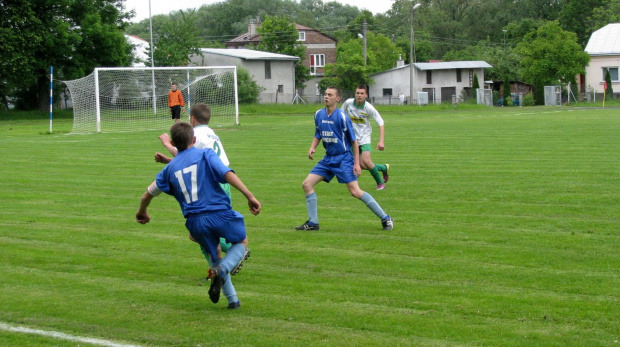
[219,243,247,274]
[360,192,388,219]
[305,192,318,225]
[368,166,383,184]
[217,244,247,304]
[374,163,387,172]
[213,259,238,304]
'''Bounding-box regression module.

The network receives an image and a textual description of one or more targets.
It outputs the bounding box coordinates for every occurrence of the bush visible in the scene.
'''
[237,66,264,104]
[523,93,535,106]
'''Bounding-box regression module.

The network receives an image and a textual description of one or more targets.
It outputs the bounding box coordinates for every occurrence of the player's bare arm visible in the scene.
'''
[154,152,172,164]
[225,171,261,216]
[158,133,179,156]
[352,139,362,176]
[377,125,385,151]
[136,191,155,224]
[308,137,320,159]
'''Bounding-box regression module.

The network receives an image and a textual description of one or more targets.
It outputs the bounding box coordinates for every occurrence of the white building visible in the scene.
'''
[125,35,149,67]
[369,60,492,105]
[190,48,299,104]
[584,23,620,98]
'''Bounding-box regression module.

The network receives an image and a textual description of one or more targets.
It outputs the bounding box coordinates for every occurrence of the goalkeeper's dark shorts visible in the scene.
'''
[170,105,181,119]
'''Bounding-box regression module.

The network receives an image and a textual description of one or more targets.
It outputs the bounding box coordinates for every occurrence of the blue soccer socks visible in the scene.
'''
[360,192,388,220]
[305,192,319,225]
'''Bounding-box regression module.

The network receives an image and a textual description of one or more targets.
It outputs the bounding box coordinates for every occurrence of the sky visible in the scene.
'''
[124,0,394,23]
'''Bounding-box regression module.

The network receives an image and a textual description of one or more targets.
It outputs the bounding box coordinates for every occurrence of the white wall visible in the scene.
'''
[369,67,485,105]
[585,55,620,94]
[189,53,296,103]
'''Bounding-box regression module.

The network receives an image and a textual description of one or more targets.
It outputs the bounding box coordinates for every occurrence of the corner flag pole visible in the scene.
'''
[49,66,53,133]
[603,81,607,107]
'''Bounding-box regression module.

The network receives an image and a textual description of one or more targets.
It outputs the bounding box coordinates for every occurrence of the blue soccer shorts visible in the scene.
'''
[310,152,358,184]
[185,209,246,262]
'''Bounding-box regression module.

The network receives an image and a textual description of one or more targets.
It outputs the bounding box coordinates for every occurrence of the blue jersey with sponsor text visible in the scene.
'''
[155,147,233,217]
[314,107,357,156]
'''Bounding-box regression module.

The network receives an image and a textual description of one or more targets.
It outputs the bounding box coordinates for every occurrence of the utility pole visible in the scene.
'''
[409,3,421,104]
[363,21,367,66]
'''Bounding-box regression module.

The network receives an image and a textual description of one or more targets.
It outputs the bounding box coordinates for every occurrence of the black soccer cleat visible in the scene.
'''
[295,221,320,231]
[381,216,394,231]
[227,301,241,310]
[207,266,223,303]
[230,248,250,276]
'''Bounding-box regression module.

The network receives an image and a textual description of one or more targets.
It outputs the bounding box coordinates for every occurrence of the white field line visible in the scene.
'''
[0,322,142,347]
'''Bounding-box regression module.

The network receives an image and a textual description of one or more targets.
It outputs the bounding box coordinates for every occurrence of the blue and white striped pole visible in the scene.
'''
[49,66,53,133]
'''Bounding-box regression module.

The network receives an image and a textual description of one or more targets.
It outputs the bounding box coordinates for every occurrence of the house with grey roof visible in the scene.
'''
[226,17,338,102]
[189,48,299,103]
[584,23,620,99]
[369,60,492,105]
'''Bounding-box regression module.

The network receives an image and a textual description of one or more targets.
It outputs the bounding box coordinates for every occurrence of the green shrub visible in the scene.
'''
[523,93,535,106]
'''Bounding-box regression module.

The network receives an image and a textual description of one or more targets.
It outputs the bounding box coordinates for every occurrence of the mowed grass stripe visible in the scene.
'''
[0,106,618,346]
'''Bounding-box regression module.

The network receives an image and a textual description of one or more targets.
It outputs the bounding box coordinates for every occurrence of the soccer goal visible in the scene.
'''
[63,66,239,133]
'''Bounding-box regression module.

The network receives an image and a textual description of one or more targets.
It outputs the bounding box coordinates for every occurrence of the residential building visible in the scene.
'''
[125,34,149,67]
[584,23,619,100]
[189,48,299,104]
[226,18,337,102]
[369,61,492,105]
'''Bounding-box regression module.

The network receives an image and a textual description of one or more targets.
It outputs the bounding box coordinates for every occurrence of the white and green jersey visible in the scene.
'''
[341,98,384,146]
[193,124,229,166]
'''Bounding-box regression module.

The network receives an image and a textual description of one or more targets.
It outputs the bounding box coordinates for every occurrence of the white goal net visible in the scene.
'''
[63,66,239,133]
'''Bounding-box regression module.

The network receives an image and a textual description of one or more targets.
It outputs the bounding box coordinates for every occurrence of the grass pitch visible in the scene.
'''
[0,105,618,346]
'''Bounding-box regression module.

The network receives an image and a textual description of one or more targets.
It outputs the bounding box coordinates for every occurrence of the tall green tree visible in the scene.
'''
[146,10,203,66]
[1,0,133,110]
[515,21,590,104]
[257,15,309,89]
[589,0,620,31]
[604,69,614,101]
[322,41,370,93]
[559,0,606,47]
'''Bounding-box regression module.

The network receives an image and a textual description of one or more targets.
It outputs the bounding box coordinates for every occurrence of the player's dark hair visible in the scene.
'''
[326,86,341,97]
[170,122,194,151]
[356,84,368,94]
[190,103,211,125]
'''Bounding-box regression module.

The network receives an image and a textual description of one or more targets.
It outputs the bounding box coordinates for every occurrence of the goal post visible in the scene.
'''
[63,66,239,133]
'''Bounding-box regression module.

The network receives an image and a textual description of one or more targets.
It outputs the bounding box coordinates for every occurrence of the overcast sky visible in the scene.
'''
[124,0,394,23]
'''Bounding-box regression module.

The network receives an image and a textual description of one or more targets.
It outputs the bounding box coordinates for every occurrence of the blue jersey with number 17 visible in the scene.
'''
[155,147,233,217]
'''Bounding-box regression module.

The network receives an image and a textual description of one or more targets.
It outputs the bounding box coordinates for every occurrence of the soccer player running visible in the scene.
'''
[154,103,243,308]
[341,84,390,190]
[155,103,234,256]
[137,122,261,309]
[168,83,185,123]
[295,86,394,231]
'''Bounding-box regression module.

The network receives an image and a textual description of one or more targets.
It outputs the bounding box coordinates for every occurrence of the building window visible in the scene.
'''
[426,70,432,84]
[603,67,619,81]
[265,61,271,80]
[456,69,461,83]
[298,31,306,41]
[310,54,325,75]
[383,88,393,96]
[277,85,283,93]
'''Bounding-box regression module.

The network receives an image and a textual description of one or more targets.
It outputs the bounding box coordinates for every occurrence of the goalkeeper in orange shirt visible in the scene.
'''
[168,82,185,122]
